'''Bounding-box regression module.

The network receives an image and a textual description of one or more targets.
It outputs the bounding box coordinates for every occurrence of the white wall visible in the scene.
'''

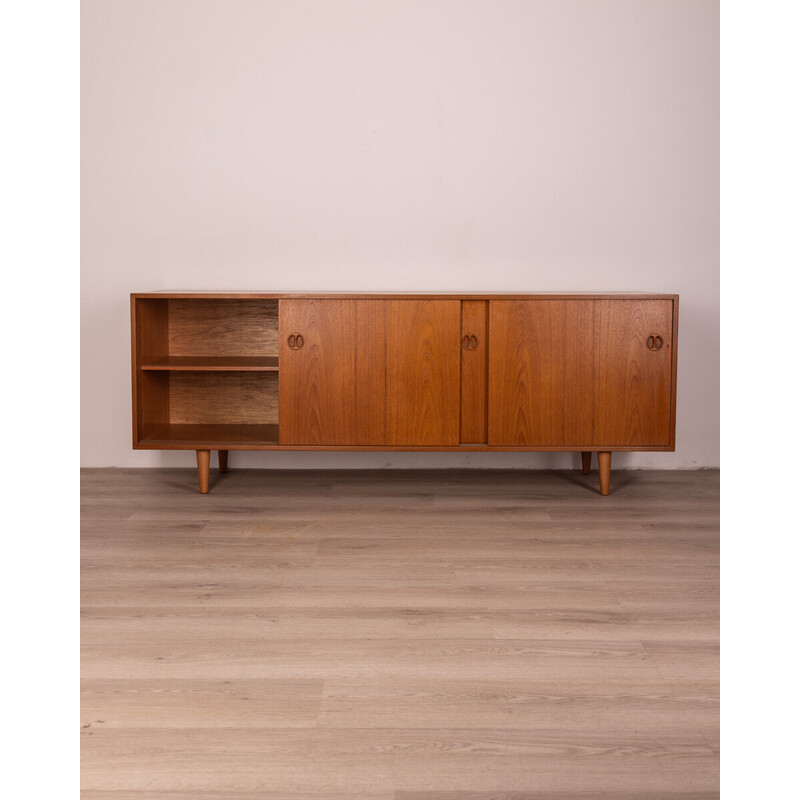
[81,0,719,469]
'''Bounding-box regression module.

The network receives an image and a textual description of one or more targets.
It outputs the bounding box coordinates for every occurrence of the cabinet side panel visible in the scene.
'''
[593,300,673,446]
[133,298,169,443]
[279,299,358,445]
[385,300,461,446]
[670,297,679,449]
[460,300,488,444]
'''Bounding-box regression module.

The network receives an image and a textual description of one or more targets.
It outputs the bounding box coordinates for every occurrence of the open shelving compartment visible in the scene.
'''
[132,297,279,448]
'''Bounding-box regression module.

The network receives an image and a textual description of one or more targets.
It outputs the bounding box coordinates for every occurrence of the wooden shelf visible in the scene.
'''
[140,356,279,371]
[139,423,279,446]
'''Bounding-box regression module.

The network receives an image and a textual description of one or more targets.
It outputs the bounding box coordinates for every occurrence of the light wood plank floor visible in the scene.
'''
[81,468,719,799]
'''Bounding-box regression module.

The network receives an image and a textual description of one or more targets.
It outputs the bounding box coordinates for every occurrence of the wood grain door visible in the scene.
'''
[384,300,461,446]
[592,299,674,446]
[279,299,360,445]
[279,299,460,446]
[488,300,674,447]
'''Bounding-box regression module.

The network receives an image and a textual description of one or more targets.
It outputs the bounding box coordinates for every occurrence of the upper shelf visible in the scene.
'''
[140,356,279,372]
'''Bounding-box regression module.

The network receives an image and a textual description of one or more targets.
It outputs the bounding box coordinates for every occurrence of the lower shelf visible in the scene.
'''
[139,423,279,447]
[136,424,674,451]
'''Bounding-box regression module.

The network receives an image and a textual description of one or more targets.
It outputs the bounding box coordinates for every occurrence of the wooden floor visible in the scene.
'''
[81,467,719,799]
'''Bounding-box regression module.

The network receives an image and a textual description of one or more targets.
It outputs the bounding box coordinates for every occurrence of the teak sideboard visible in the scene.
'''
[131,293,678,495]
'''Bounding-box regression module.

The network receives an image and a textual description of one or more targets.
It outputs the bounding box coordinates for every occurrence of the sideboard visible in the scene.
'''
[131,292,678,495]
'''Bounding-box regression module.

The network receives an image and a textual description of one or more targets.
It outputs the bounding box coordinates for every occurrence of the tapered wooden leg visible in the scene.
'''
[196,450,210,494]
[598,451,611,496]
[581,451,592,474]
[218,450,229,473]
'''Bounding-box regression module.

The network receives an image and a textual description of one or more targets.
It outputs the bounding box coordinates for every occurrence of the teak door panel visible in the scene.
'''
[384,300,460,446]
[352,301,387,446]
[279,299,360,445]
[280,299,460,446]
[592,299,673,446]
[488,300,673,447]
[488,300,594,446]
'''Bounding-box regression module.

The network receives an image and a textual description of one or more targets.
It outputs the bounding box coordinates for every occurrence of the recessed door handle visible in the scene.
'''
[461,334,479,350]
[288,333,304,350]
[647,334,664,351]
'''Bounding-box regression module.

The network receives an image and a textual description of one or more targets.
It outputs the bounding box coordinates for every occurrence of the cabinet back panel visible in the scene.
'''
[169,372,278,424]
[168,300,278,357]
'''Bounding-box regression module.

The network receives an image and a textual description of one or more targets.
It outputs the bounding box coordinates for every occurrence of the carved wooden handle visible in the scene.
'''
[647,334,663,351]
[461,335,479,350]
[288,333,304,350]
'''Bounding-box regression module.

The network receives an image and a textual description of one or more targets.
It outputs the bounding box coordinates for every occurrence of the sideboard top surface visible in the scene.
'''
[132,291,679,300]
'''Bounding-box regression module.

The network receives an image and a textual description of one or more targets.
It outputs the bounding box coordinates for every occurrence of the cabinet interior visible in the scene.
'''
[134,298,280,446]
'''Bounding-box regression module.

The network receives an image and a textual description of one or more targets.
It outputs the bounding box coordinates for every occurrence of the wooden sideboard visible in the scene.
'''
[131,293,678,495]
